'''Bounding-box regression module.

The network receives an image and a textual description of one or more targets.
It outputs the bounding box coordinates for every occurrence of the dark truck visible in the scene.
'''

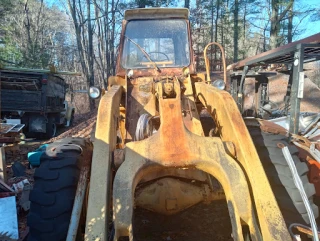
[0,69,75,138]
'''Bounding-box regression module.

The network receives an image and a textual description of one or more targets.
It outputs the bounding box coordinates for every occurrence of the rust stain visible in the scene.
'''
[307,159,320,196]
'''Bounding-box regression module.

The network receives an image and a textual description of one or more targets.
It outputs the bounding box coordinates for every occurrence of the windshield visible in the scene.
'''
[121,20,190,69]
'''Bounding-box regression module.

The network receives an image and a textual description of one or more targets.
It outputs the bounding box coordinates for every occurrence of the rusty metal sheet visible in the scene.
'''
[258,119,288,135]
[228,33,320,70]
[182,73,204,136]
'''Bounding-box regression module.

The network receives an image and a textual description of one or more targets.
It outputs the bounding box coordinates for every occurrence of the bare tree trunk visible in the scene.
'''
[242,3,246,59]
[24,0,32,61]
[68,0,96,110]
[34,0,43,46]
[221,7,224,71]
[233,0,239,62]
[111,0,116,75]
[105,0,110,87]
[270,0,294,49]
[137,0,146,8]
[288,5,293,43]
[94,0,105,87]
[86,0,95,109]
[195,0,201,71]
[214,0,220,69]
[270,0,279,49]
[184,0,190,8]
[263,27,267,52]
[210,1,214,71]
[67,0,88,80]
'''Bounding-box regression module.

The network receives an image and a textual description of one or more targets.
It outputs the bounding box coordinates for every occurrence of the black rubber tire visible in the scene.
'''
[45,118,56,139]
[248,127,318,225]
[69,111,75,127]
[27,138,90,241]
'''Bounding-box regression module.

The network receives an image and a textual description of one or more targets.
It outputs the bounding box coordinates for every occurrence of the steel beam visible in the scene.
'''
[289,45,304,135]
[238,65,249,113]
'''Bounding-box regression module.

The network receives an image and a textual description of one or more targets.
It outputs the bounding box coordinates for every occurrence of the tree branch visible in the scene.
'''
[278,0,294,21]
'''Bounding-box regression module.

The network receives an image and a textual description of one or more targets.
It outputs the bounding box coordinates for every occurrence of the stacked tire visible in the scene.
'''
[27,138,92,241]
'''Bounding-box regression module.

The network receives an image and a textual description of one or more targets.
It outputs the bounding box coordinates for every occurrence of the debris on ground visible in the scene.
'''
[46,110,97,143]
[18,184,31,212]
[11,162,26,178]
[0,178,14,192]
[27,144,48,167]
[11,179,30,194]
[0,112,97,240]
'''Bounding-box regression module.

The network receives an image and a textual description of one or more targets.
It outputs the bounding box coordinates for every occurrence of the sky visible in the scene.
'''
[298,23,319,40]
[292,0,320,40]
[45,0,319,41]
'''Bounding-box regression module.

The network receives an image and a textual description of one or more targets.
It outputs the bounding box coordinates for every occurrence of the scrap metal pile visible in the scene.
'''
[0,111,95,241]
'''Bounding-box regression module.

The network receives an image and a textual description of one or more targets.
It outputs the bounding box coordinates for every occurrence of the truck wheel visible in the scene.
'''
[248,127,318,225]
[69,111,75,127]
[46,121,56,139]
[27,138,92,241]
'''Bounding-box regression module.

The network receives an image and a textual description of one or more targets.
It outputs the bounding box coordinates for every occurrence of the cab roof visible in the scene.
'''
[124,8,189,21]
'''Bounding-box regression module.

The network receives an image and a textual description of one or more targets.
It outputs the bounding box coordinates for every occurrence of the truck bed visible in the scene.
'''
[1,90,42,111]
[0,70,66,113]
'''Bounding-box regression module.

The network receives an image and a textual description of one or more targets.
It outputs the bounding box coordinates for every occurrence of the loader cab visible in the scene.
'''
[117,8,195,76]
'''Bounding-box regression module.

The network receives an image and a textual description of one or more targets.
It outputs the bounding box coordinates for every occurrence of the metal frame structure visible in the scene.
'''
[228,33,320,135]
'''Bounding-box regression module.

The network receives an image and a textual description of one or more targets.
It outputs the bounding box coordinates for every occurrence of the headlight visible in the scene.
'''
[89,86,101,99]
[127,69,133,78]
[211,79,225,90]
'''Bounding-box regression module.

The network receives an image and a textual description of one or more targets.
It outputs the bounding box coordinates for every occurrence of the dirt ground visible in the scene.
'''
[2,71,320,240]
[134,201,233,241]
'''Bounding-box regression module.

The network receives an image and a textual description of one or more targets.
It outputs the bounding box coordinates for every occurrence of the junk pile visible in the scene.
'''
[0,144,47,241]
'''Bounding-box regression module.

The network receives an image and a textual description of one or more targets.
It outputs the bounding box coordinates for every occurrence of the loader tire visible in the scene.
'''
[27,138,92,241]
[248,127,318,225]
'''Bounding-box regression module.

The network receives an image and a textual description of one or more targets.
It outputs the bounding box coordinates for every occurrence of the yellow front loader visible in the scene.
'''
[27,8,320,241]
